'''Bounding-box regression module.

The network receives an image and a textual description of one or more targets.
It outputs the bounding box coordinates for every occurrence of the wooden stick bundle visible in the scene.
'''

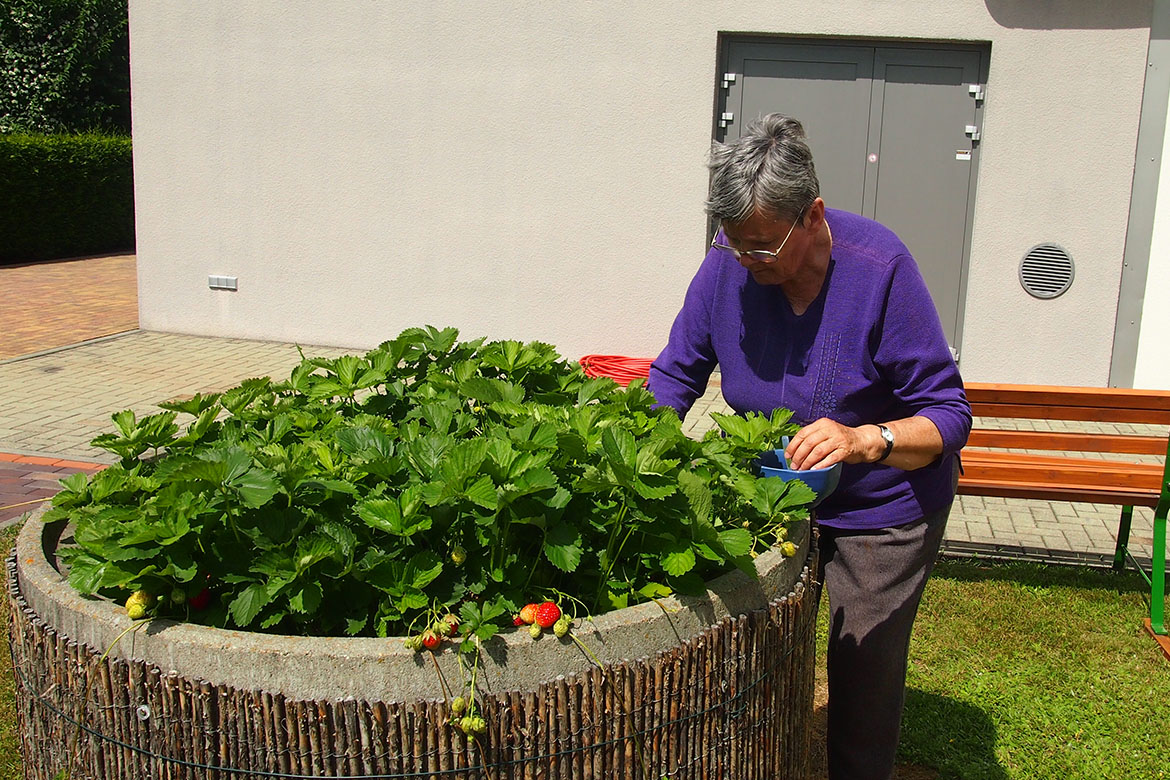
[6,548,819,779]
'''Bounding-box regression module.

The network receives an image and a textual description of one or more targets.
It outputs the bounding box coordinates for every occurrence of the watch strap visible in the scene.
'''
[876,424,895,462]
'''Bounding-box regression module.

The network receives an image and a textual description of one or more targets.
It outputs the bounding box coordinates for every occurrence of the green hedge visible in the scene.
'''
[1,0,131,134]
[0,133,134,264]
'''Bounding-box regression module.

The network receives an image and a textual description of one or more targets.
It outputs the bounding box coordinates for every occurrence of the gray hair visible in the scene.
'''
[705,113,820,225]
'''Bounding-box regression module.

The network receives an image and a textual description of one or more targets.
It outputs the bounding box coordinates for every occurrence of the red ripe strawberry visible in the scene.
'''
[188,587,211,611]
[534,601,561,629]
[513,615,525,626]
[421,630,442,651]
[518,603,539,625]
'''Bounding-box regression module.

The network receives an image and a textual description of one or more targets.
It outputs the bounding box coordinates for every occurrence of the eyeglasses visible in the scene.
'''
[711,214,802,264]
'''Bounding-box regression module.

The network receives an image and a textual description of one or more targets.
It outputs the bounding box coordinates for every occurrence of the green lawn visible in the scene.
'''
[894,560,1168,779]
[2,520,1166,780]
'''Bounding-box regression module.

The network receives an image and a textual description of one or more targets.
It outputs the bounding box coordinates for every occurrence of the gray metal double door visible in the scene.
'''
[718,39,989,358]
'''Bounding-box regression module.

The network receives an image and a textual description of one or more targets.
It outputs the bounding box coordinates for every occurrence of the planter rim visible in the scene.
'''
[13,505,813,702]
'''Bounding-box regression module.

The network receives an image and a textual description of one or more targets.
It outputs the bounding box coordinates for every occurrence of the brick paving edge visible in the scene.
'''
[0,445,112,466]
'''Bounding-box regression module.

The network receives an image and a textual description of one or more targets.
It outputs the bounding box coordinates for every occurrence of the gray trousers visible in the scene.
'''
[816,502,951,780]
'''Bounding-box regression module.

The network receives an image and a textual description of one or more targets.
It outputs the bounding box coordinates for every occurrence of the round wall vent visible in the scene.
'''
[1019,243,1074,299]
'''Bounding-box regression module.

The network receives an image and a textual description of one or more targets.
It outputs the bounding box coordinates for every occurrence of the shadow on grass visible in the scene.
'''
[932,557,1153,596]
[899,688,1009,780]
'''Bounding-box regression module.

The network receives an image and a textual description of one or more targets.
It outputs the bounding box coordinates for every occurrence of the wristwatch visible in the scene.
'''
[876,424,895,462]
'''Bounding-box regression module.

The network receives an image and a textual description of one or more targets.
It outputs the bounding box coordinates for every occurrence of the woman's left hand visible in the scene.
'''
[784,418,882,470]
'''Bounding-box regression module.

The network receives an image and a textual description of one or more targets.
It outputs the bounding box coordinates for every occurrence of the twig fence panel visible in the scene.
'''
[7,545,820,779]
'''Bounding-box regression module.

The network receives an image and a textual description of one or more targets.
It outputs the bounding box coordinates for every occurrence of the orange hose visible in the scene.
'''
[578,355,655,387]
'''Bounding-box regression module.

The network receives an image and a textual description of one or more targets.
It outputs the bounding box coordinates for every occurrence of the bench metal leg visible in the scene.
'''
[1114,505,1134,572]
[1152,503,1167,636]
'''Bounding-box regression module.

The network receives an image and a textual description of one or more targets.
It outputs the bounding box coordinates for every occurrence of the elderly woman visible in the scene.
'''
[648,113,971,780]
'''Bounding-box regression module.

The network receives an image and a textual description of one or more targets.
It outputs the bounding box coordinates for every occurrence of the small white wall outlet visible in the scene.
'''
[208,275,239,291]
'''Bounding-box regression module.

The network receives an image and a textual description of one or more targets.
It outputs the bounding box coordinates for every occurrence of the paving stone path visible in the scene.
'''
[0,254,138,359]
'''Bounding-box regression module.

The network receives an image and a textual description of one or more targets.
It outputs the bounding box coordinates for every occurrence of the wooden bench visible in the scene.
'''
[957,382,1170,650]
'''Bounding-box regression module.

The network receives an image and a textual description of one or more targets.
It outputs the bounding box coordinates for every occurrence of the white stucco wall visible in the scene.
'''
[1134,73,1170,390]
[128,1,1152,383]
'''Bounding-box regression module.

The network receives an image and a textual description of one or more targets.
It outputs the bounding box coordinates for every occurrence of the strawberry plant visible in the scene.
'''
[46,326,815,639]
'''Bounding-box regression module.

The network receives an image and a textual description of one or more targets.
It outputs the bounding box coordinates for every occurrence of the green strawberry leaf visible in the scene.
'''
[775,479,817,510]
[678,470,713,525]
[406,551,443,589]
[288,582,323,614]
[602,427,637,474]
[661,540,697,577]
[356,497,431,537]
[232,467,280,507]
[63,551,108,594]
[261,612,287,629]
[464,475,499,510]
[637,582,673,599]
[397,588,428,611]
[229,583,271,627]
[543,523,583,572]
[336,426,395,460]
[716,528,753,558]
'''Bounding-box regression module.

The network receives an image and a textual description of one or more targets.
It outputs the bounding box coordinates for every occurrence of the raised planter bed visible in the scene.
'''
[8,505,820,779]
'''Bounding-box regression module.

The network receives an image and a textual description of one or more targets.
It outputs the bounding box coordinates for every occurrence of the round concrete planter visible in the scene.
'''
[8,505,821,779]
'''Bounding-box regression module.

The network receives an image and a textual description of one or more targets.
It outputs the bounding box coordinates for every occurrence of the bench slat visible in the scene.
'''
[966,382,1170,412]
[956,478,1162,508]
[969,402,1170,425]
[965,429,1168,454]
[959,460,1163,492]
[962,451,1165,473]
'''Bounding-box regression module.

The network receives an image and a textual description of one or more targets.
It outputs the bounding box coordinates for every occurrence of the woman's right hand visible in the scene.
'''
[784,418,884,470]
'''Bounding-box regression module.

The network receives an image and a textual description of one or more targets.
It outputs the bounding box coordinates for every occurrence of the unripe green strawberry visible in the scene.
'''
[450,545,467,566]
[528,622,542,639]
[780,541,797,557]
[403,635,423,652]
[459,715,486,735]
[553,616,571,638]
[169,588,186,605]
[436,613,459,637]
[125,590,154,620]
[776,526,788,541]
[451,696,467,715]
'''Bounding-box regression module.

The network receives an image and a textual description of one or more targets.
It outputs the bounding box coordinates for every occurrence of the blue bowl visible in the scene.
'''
[755,443,842,508]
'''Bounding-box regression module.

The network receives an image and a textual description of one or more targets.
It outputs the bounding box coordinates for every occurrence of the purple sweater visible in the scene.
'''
[648,208,971,529]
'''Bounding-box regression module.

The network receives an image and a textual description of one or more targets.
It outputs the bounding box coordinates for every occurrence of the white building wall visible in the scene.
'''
[128,1,1152,383]
[1134,80,1170,390]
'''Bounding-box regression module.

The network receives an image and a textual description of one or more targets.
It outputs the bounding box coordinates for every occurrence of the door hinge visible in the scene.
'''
[968,84,985,101]
[719,112,734,130]
[949,346,960,363]
[722,72,737,89]
[965,125,981,142]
